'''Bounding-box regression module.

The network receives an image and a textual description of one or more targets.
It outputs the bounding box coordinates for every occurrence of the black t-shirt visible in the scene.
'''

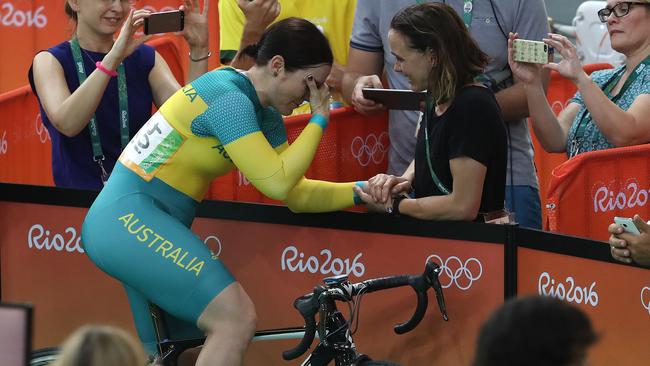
[414,86,507,217]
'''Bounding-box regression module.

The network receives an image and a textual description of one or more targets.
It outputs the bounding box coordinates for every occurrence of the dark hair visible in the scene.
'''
[241,17,333,72]
[390,3,488,105]
[473,296,598,366]
[64,2,77,22]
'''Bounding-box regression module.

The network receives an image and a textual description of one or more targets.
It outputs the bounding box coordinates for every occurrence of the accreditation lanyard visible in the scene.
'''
[70,37,129,183]
[571,55,650,158]
[435,0,473,29]
[423,101,452,195]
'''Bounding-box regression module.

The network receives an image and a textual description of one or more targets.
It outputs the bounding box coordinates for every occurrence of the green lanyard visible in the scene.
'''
[423,101,451,195]
[69,37,129,183]
[571,55,650,158]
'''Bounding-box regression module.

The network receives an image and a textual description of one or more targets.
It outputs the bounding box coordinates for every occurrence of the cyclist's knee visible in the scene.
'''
[197,282,257,339]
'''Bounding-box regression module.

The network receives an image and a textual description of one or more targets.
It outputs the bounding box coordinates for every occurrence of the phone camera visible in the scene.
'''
[544,45,548,52]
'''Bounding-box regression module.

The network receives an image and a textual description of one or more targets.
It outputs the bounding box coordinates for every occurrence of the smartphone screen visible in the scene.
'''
[144,10,184,35]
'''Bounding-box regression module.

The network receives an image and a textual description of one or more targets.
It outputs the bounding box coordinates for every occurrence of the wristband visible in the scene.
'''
[309,114,328,129]
[353,181,366,205]
[387,195,408,216]
[95,62,118,77]
[189,51,212,62]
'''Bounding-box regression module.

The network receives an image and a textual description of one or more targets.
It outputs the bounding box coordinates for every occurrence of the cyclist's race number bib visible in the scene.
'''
[120,112,185,181]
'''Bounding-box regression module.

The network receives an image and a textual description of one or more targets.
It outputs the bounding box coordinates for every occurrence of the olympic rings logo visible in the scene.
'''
[426,254,483,291]
[642,286,650,315]
[350,132,388,167]
[35,113,50,144]
[203,235,222,260]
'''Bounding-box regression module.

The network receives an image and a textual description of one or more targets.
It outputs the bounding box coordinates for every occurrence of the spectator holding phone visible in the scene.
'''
[82,18,365,366]
[353,3,507,222]
[508,0,650,159]
[608,215,650,267]
[28,0,210,189]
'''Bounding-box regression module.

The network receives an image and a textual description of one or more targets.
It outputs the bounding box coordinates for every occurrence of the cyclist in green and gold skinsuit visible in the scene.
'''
[82,18,364,366]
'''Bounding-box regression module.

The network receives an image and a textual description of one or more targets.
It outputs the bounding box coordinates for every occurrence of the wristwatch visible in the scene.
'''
[387,195,407,216]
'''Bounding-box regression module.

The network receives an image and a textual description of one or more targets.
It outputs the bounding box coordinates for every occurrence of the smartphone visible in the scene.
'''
[614,216,641,235]
[513,39,549,64]
[362,88,426,110]
[144,10,184,35]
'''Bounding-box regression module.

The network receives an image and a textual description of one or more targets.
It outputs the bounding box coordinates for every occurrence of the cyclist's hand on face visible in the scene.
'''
[351,75,385,115]
[367,174,410,204]
[306,74,330,117]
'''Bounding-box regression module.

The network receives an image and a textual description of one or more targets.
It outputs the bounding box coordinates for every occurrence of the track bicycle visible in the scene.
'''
[281,260,448,366]
[30,261,448,366]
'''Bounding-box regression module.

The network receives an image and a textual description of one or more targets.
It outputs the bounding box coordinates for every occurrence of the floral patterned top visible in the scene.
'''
[566,60,650,158]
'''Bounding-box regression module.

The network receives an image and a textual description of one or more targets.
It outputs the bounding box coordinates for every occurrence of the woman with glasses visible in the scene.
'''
[28,0,210,189]
[508,0,650,158]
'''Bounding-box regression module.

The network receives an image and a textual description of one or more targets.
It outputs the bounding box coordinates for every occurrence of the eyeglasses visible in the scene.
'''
[597,2,650,22]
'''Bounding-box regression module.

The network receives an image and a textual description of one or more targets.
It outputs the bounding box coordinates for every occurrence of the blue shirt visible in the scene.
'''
[28,41,155,189]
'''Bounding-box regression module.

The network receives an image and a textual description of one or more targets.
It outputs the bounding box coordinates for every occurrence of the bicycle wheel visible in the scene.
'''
[30,347,59,366]
[357,361,401,366]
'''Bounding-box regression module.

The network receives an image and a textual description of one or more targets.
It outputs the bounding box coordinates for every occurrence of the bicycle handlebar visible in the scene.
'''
[282,261,448,360]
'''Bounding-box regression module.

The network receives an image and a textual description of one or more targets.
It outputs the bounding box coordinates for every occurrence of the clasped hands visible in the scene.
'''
[353,174,412,213]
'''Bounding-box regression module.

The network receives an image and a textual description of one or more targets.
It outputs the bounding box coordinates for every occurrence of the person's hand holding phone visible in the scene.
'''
[507,32,544,86]
[351,75,385,115]
[609,215,650,267]
[103,9,153,71]
[542,33,589,85]
[181,0,210,53]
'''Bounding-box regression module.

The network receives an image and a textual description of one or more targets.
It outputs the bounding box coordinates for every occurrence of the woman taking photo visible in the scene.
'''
[508,0,650,158]
[82,18,363,366]
[355,3,508,222]
[29,0,210,189]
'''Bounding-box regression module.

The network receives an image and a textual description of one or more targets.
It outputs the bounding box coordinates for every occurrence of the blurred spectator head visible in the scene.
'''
[51,324,147,366]
[473,295,597,366]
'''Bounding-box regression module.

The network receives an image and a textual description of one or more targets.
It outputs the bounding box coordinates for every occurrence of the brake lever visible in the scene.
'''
[282,286,323,360]
[426,261,449,321]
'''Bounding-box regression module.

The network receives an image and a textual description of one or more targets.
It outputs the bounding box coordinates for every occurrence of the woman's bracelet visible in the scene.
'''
[189,51,212,62]
[95,62,118,77]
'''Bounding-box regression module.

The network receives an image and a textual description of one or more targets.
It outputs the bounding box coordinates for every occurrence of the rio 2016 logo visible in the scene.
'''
[28,224,85,254]
[1,3,47,28]
[538,272,599,307]
[592,180,649,213]
[281,245,365,277]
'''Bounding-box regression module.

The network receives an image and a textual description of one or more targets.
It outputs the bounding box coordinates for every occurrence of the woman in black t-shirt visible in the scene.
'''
[354,3,507,222]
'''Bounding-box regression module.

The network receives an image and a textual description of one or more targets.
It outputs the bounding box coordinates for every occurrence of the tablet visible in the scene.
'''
[362,88,426,110]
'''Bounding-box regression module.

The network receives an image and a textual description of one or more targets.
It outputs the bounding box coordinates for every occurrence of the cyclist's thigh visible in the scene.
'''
[82,193,235,325]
